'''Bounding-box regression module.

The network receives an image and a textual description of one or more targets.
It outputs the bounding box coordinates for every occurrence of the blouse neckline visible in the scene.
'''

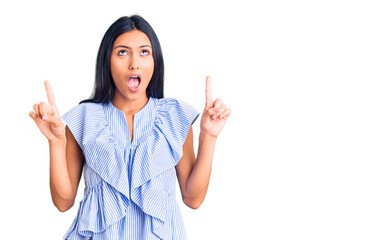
[104,97,158,147]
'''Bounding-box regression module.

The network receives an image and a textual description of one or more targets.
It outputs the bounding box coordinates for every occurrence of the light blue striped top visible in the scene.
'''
[61,97,199,240]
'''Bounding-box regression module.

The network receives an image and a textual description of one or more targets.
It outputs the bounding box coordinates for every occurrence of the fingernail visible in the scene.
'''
[214,108,220,113]
[42,115,48,120]
[219,115,224,119]
[211,115,216,120]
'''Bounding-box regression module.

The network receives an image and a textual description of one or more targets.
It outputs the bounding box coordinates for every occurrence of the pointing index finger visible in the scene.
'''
[44,80,58,113]
[205,75,213,108]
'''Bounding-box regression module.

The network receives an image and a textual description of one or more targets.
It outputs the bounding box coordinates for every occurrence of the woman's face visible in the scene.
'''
[110,30,154,102]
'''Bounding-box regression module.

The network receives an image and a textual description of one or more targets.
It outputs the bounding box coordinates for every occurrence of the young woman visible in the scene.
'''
[29,15,231,240]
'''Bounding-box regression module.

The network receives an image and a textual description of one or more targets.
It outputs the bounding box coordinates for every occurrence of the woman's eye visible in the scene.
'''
[140,49,150,56]
[118,50,128,56]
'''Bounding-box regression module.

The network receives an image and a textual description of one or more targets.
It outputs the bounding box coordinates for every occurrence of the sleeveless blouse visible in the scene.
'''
[61,97,199,240]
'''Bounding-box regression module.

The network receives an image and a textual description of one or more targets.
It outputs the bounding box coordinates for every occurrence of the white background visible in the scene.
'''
[1,0,391,239]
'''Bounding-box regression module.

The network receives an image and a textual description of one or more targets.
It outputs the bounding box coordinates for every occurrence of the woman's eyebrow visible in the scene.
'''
[114,45,130,49]
[114,45,152,49]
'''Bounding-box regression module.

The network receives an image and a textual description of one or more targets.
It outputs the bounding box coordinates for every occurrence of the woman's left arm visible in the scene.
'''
[176,76,231,209]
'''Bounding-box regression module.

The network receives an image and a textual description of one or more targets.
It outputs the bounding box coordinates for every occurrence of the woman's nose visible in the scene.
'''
[128,56,140,70]
[129,65,140,70]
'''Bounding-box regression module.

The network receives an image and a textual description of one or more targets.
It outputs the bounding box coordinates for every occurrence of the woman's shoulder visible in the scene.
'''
[156,97,196,111]
[154,97,199,127]
[62,102,106,126]
[61,102,108,147]
[63,102,104,116]
[72,101,105,111]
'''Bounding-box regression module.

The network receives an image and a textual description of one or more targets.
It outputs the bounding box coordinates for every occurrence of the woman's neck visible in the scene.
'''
[111,92,149,116]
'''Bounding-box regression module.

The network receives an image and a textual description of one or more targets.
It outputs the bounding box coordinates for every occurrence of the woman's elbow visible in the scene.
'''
[54,200,74,212]
[183,197,203,210]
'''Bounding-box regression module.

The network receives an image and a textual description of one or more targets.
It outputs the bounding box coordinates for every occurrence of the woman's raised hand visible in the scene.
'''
[200,76,232,138]
[29,81,66,142]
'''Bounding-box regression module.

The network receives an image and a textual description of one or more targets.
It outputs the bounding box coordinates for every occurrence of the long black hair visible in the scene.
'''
[81,15,164,104]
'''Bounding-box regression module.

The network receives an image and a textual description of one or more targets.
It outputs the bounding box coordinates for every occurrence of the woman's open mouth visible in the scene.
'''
[127,74,141,92]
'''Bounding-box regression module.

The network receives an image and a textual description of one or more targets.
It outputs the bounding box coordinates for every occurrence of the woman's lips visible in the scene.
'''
[127,74,141,92]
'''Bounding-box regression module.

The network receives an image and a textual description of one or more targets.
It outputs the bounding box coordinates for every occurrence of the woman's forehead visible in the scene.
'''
[113,30,152,48]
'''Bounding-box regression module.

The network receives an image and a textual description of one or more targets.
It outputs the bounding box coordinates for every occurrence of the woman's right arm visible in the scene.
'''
[29,81,83,212]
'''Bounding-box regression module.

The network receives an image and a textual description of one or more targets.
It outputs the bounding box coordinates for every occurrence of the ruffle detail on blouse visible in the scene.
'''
[64,180,129,239]
[63,103,130,199]
[155,98,200,162]
[130,98,199,239]
[62,103,131,239]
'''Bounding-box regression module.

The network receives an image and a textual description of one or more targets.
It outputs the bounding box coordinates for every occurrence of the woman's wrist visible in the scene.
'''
[48,136,67,147]
[199,131,217,142]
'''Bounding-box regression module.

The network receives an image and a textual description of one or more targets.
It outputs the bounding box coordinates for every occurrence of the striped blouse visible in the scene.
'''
[61,97,199,240]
